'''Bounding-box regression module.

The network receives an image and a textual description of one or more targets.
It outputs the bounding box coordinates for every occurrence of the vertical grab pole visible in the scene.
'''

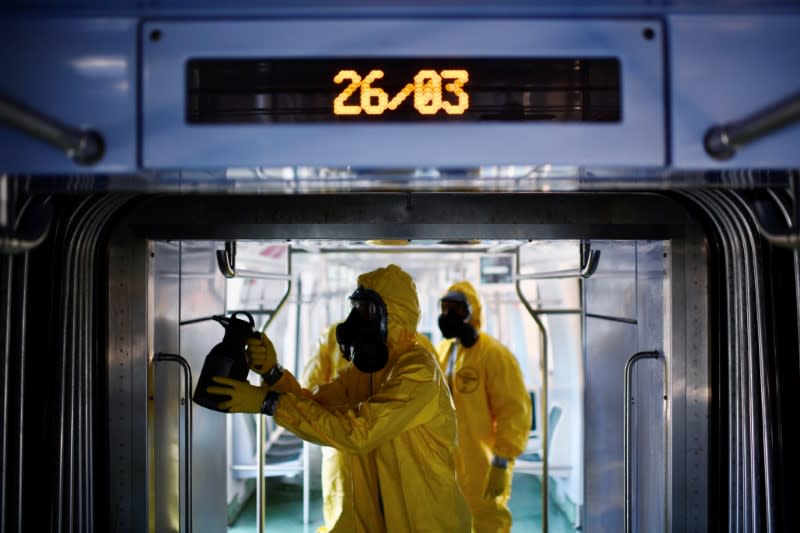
[292,277,311,525]
[155,353,193,533]
[514,250,550,532]
[258,248,292,533]
[623,350,663,533]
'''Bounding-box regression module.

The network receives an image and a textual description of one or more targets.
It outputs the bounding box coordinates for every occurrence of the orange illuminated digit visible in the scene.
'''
[360,70,389,115]
[333,70,362,115]
[441,70,469,115]
[413,70,442,115]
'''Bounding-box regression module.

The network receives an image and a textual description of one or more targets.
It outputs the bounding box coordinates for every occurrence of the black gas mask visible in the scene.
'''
[335,287,389,373]
[437,292,478,348]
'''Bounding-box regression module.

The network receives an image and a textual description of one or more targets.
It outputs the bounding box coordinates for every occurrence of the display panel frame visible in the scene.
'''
[186,57,622,124]
[143,19,664,169]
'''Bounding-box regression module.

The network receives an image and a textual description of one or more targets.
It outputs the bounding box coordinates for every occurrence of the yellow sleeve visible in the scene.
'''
[266,367,345,403]
[273,349,442,455]
[311,371,350,407]
[485,342,532,459]
[300,325,339,389]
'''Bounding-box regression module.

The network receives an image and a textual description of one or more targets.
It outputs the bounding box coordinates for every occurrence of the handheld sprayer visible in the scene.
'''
[192,311,261,412]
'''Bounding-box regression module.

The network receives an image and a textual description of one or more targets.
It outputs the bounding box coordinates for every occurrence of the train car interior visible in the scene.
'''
[1,1,800,533]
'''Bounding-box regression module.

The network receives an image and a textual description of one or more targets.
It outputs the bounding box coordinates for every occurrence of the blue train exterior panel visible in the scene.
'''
[0,18,139,174]
[3,13,799,176]
[669,15,800,168]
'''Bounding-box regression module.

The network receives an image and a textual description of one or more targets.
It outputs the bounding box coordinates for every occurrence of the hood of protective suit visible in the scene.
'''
[444,280,483,331]
[357,264,420,355]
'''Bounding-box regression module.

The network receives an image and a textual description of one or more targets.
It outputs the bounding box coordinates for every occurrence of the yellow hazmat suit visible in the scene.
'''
[302,323,442,533]
[215,264,472,533]
[436,281,532,533]
[301,324,352,533]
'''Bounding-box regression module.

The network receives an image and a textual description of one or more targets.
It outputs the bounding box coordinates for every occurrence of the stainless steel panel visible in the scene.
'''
[178,242,227,533]
[141,239,229,533]
[518,239,581,278]
[634,241,667,533]
[584,316,637,533]
[584,239,674,533]
[669,227,710,533]
[585,240,637,321]
[180,242,226,322]
[152,241,181,533]
[107,239,151,533]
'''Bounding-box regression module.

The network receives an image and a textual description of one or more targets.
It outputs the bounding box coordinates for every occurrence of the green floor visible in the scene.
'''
[229,473,576,532]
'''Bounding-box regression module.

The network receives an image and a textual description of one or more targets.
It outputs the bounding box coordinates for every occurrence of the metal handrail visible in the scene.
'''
[515,249,551,533]
[0,180,53,254]
[623,350,664,533]
[257,248,293,533]
[217,241,236,277]
[746,172,800,248]
[580,240,601,278]
[154,353,193,533]
[216,240,294,279]
[0,92,104,165]
[514,240,600,281]
[515,270,583,280]
[704,89,800,160]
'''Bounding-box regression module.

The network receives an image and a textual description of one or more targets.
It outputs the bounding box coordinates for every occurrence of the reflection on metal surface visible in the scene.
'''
[14,165,797,195]
[70,55,128,74]
[154,353,193,533]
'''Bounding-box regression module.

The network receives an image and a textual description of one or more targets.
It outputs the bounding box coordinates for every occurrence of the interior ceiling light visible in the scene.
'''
[366,239,412,246]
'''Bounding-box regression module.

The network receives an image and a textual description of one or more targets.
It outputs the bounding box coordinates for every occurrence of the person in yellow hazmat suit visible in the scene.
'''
[436,280,532,533]
[207,264,472,533]
[302,323,440,533]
